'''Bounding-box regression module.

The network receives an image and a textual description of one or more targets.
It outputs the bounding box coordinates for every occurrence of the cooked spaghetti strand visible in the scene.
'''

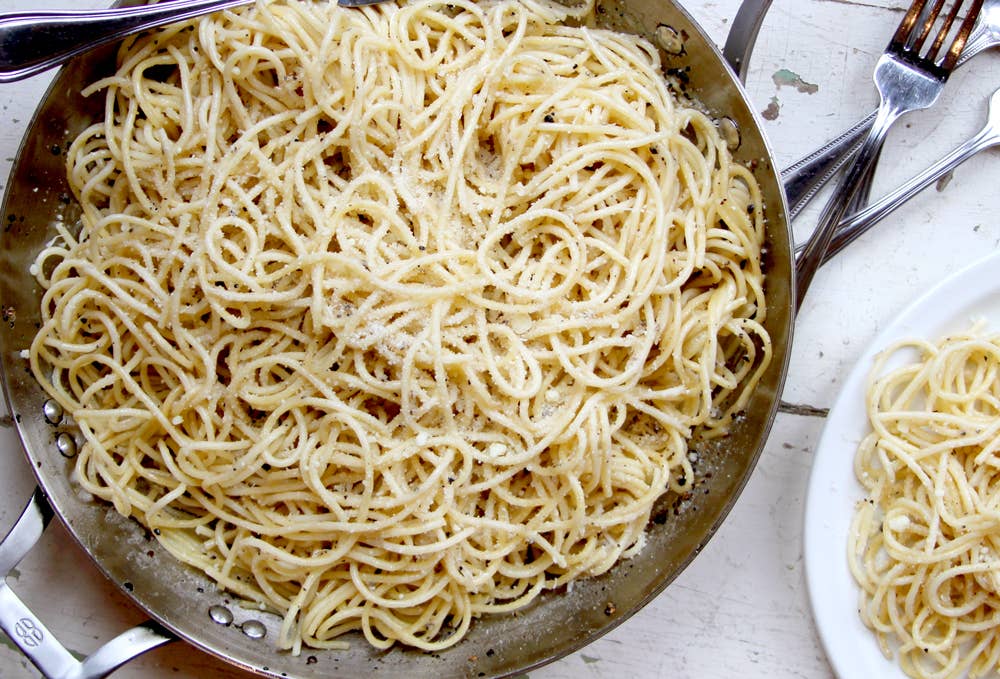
[30,0,769,651]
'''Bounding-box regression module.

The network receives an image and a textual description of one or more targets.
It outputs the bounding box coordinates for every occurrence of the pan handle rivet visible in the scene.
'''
[655,24,684,55]
[42,399,63,424]
[208,605,234,626]
[241,619,267,639]
[55,432,77,457]
[718,117,742,151]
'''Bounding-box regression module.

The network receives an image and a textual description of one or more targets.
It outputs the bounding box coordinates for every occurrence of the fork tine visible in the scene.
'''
[912,0,947,51]
[926,1,964,59]
[941,0,986,69]
[893,0,930,45]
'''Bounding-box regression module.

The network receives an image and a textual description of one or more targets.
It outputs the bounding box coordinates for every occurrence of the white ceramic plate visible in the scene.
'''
[803,249,1000,679]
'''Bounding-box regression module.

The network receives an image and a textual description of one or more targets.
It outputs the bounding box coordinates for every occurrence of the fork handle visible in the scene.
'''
[0,0,253,83]
[795,102,902,306]
[782,112,874,219]
[821,122,999,262]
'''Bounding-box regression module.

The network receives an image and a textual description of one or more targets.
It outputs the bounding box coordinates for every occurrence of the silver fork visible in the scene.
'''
[795,0,985,307]
[783,0,1000,220]
[0,0,383,83]
[794,85,1000,264]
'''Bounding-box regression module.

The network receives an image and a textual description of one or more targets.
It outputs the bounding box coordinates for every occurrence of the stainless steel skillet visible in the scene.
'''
[0,1,792,677]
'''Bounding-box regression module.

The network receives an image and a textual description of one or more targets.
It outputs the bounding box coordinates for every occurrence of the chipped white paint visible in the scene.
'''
[2,0,999,677]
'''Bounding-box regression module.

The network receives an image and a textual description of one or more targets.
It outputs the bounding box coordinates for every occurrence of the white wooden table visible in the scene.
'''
[1,1,998,677]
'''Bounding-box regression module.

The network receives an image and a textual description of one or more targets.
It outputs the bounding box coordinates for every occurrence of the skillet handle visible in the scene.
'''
[0,487,177,679]
[722,0,773,82]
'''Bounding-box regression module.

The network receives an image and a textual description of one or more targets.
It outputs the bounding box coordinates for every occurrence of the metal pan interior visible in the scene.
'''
[0,1,792,676]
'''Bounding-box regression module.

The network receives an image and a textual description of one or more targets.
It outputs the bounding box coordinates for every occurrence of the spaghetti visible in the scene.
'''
[30,0,770,651]
[850,326,1000,678]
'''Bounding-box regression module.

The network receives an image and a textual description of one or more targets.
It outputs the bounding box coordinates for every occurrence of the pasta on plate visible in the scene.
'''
[29,0,770,652]
[851,325,1000,679]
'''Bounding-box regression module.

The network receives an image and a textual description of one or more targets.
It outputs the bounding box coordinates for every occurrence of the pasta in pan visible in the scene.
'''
[29,0,770,651]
